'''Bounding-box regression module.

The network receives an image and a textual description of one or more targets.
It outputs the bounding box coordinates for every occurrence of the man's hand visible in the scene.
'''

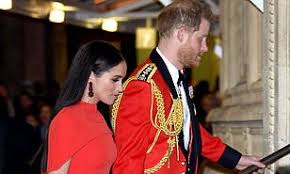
[236,155,266,174]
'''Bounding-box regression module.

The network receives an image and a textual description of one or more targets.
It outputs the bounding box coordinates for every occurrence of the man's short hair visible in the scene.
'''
[157,0,213,38]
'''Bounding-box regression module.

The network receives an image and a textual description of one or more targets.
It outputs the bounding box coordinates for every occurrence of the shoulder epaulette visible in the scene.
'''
[136,63,157,82]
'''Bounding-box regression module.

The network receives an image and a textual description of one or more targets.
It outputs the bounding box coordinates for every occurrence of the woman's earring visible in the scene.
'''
[88,82,94,97]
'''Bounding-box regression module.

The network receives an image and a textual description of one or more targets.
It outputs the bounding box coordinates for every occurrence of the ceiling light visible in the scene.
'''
[0,0,12,10]
[49,2,65,23]
[101,19,118,32]
[49,9,65,23]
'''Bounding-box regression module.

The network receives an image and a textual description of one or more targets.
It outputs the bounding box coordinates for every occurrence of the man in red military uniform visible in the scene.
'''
[112,0,265,173]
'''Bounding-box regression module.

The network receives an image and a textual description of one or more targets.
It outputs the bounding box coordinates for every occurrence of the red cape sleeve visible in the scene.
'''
[47,109,75,172]
[46,108,98,172]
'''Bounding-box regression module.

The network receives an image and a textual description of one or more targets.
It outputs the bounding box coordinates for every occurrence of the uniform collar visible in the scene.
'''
[156,47,179,87]
[150,48,179,99]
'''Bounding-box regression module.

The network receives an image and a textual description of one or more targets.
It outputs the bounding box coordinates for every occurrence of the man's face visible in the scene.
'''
[177,18,210,68]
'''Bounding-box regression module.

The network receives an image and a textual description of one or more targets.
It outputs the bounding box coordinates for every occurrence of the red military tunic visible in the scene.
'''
[112,49,241,174]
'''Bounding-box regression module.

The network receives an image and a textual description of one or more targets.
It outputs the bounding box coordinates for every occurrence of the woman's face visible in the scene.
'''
[93,61,127,105]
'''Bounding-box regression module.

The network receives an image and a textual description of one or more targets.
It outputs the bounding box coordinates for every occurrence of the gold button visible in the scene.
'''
[181,161,186,166]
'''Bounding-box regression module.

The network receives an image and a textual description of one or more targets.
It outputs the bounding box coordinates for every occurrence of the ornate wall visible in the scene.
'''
[206,0,290,173]
[263,0,290,170]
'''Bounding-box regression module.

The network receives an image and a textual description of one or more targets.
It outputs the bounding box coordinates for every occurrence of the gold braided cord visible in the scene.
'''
[111,77,135,132]
[151,81,183,137]
[148,80,184,153]
[144,138,176,174]
[147,80,161,154]
[112,63,157,132]
[144,81,184,173]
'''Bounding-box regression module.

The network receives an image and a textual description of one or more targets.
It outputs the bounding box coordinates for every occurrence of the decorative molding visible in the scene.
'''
[263,0,276,173]
[263,0,290,169]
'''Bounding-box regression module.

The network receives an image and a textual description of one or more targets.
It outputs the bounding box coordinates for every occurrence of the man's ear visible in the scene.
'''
[176,28,185,43]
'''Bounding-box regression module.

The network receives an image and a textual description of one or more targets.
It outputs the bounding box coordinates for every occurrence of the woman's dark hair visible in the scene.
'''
[54,40,125,114]
[41,40,125,171]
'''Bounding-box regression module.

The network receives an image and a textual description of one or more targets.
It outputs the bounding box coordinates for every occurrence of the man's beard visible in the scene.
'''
[177,47,198,68]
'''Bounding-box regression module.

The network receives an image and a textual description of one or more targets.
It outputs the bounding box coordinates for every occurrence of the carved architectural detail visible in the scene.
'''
[263,0,276,173]
[264,0,290,171]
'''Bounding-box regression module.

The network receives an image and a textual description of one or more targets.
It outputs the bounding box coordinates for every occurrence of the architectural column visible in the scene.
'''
[206,0,290,173]
[263,0,290,172]
[204,0,263,173]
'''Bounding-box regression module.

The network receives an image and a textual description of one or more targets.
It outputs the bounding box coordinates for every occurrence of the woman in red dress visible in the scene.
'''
[41,40,127,174]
